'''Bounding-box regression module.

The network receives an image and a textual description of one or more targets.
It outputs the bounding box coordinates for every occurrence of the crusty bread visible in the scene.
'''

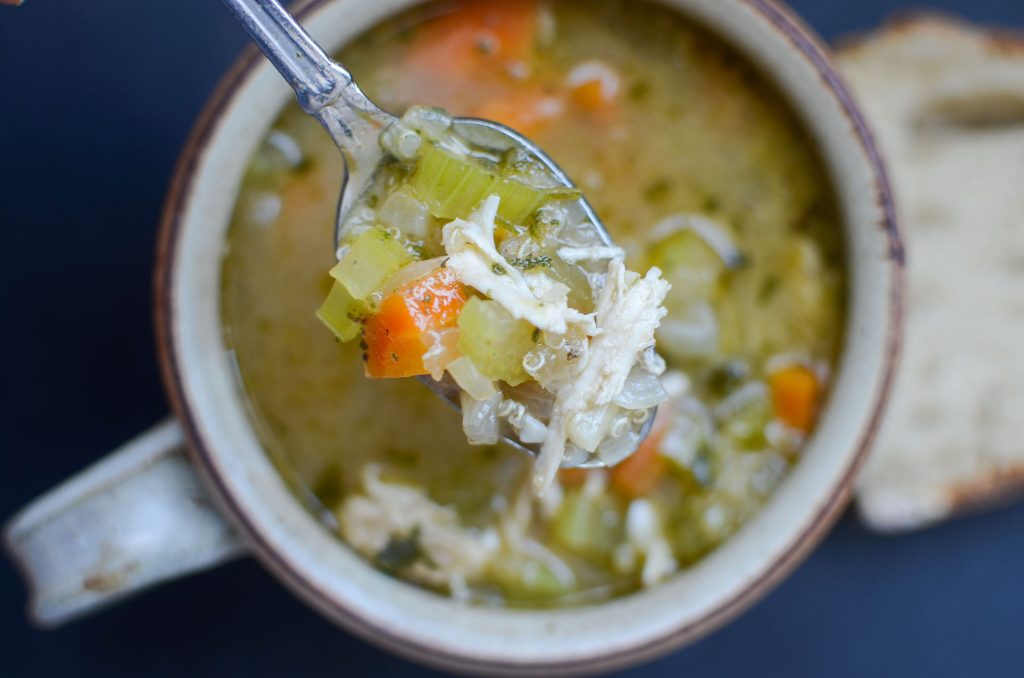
[838,16,1024,531]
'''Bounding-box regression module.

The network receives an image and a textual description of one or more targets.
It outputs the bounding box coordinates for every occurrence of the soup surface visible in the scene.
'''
[222,0,844,605]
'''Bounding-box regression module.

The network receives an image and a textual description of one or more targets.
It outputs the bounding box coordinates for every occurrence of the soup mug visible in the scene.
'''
[5,0,902,673]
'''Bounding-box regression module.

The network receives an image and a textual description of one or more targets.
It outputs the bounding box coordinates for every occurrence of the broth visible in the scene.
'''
[222,0,843,605]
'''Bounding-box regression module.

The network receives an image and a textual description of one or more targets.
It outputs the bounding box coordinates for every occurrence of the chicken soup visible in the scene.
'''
[222,0,844,605]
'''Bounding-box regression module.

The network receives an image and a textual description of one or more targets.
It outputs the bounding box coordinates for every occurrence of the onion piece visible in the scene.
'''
[614,368,670,410]
[379,190,431,239]
[515,413,549,445]
[447,356,496,401]
[460,391,502,445]
[656,302,718,359]
[648,213,744,269]
[422,328,460,381]
[560,443,590,468]
[567,405,615,452]
[596,428,642,466]
[378,257,448,298]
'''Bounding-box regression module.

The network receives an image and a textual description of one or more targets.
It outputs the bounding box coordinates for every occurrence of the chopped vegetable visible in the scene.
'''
[552,488,621,558]
[557,468,591,487]
[611,407,671,498]
[457,297,537,385]
[447,355,498,401]
[403,0,538,82]
[364,266,467,378]
[769,365,820,432]
[717,380,773,448]
[316,281,365,342]
[331,227,413,301]
[374,526,430,574]
[412,143,575,225]
[649,228,724,303]
[566,60,621,110]
[379,189,432,239]
[490,553,570,600]
[471,88,565,139]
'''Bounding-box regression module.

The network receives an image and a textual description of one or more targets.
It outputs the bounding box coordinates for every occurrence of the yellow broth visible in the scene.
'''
[222,0,843,605]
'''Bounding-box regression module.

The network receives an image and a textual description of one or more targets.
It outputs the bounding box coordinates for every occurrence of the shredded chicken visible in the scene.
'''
[440,194,670,496]
[443,195,593,335]
[534,259,670,494]
[625,499,678,587]
[338,466,499,593]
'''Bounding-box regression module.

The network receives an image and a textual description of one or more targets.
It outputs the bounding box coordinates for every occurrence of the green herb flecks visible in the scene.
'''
[374,526,433,574]
[511,255,552,270]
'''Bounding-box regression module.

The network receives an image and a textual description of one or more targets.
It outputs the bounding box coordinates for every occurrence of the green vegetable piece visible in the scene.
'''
[552,489,621,559]
[411,144,577,226]
[374,526,431,575]
[457,298,536,386]
[650,230,725,304]
[331,227,413,301]
[316,281,364,342]
[490,554,569,600]
[722,390,773,449]
[651,229,723,275]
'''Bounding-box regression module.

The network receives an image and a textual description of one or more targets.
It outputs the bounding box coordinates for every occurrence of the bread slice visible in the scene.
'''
[837,16,1024,531]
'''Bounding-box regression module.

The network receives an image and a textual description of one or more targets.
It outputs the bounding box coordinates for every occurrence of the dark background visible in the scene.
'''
[2,1,1024,676]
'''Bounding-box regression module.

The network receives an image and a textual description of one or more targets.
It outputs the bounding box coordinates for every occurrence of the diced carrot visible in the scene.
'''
[611,406,672,498]
[558,468,590,488]
[363,267,468,378]
[470,87,565,138]
[570,80,609,110]
[566,61,621,111]
[769,365,820,432]
[404,0,538,83]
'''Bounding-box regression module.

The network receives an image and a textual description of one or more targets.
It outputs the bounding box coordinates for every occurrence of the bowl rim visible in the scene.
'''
[154,0,903,674]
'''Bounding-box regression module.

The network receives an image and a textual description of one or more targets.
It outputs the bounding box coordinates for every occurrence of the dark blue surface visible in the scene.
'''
[2,1,1024,676]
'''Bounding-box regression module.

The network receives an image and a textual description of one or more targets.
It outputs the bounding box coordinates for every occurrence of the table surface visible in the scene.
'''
[3,1,1024,676]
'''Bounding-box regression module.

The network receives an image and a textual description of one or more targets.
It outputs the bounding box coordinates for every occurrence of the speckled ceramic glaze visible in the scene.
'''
[6,0,902,674]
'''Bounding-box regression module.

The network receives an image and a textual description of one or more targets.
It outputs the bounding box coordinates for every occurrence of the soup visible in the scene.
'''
[222,0,844,605]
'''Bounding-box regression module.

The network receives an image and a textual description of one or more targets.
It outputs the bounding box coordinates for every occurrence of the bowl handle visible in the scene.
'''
[3,419,245,628]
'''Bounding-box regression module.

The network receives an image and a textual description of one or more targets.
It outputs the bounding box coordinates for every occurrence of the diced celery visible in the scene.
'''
[672,495,733,565]
[721,394,773,449]
[411,144,576,226]
[490,553,569,600]
[547,255,595,314]
[457,298,537,385]
[650,230,724,303]
[552,489,622,559]
[331,227,413,301]
[316,281,364,342]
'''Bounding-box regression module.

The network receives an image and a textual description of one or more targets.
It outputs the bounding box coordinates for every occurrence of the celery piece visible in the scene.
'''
[547,255,596,314]
[457,298,536,386]
[411,144,576,226]
[650,230,724,303]
[316,281,364,342]
[552,489,622,559]
[331,227,413,301]
[721,393,773,449]
[490,553,569,600]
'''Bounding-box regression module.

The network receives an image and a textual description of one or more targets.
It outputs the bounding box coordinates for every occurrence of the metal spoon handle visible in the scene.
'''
[221,0,394,228]
[220,0,350,115]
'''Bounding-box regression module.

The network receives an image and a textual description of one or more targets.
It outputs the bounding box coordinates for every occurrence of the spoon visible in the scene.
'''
[221,0,654,467]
